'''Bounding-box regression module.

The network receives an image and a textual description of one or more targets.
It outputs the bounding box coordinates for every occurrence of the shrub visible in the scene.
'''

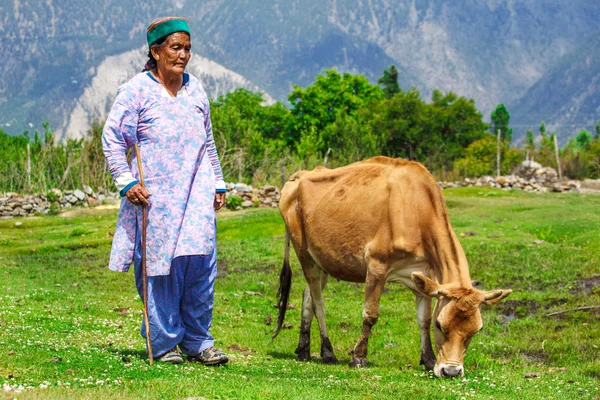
[46,191,58,203]
[225,195,242,210]
[48,203,60,216]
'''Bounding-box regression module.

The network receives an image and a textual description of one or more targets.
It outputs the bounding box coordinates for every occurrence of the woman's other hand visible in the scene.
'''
[125,184,152,206]
[214,192,226,211]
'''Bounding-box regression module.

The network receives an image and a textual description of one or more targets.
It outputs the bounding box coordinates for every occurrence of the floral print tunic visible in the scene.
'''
[102,72,224,276]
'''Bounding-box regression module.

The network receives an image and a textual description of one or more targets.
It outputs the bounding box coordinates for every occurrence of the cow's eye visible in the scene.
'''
[435,320,442,331]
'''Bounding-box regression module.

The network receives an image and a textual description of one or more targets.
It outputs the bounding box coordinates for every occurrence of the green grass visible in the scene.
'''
[1,189,600,399]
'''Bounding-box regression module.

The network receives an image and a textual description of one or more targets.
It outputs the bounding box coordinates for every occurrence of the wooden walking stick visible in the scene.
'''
[134,143,154,365]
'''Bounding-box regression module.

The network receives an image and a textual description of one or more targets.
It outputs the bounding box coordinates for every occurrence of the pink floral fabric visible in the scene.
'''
[102,72,224,276]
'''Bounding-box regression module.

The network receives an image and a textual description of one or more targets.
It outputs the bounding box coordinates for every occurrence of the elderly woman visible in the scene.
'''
[102,17,228,365]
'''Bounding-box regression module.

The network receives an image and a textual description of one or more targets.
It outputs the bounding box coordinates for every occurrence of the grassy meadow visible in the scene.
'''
[1,187,599,399]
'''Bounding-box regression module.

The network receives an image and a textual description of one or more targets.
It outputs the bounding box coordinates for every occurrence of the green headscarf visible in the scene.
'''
[147,17,190,47]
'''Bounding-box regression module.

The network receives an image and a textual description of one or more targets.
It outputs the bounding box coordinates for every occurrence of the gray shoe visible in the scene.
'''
[188,347,228,366]
[157,348,183,364]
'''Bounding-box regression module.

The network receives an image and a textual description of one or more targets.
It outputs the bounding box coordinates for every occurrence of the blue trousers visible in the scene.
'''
[134,248,217,358]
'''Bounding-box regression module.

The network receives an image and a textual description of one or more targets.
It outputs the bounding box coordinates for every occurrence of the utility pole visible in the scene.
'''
[554,135,562,181]
[496,129,501,177]
[323,148,332,167]
[27,143,31,191]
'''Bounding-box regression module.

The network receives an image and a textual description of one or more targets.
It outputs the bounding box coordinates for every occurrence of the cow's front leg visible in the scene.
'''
[350,260,386,367]
[295,285,314,361]
[416,295,436,370]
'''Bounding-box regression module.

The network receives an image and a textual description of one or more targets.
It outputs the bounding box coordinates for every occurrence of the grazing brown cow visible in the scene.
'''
[273,156,512,378]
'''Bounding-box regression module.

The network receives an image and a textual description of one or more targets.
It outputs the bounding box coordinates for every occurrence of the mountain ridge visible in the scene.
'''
[1,0,599,141]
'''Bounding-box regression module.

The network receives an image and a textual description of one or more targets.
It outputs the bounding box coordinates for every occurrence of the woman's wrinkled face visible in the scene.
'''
[152,32,191,75]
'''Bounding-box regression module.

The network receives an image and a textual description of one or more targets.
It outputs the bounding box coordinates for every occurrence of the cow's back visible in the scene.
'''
[279,157,438,282]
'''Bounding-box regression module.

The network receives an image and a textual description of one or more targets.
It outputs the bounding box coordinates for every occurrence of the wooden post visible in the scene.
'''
[323,148,332,167]
[237,149,243,183]
[281,165,286,188]
[496,129,501,177]
[554,135,562,181]
[27,143,31,191]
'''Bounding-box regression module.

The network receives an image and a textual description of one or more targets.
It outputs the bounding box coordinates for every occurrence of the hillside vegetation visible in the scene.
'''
[2,68,600,195]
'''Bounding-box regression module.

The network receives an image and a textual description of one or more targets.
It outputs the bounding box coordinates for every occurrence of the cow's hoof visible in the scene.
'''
[322,354,338,364]
[349,357,368,368]
[420,358,435,371]
[296,351,311,362]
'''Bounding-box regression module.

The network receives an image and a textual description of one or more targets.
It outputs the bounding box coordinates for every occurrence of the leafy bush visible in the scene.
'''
[46,191,58,203]
[48,203,60,216]
[225,195,242,210]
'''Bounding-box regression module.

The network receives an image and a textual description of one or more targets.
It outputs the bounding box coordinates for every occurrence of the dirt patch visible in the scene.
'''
[227,343,256,356]
[521,350,549,364]
[217,259,233,278]
[60,205,118,217]
[570,276,600,295]
[339,322,351,330]
[498,299,541,318]
[497,298,568,320]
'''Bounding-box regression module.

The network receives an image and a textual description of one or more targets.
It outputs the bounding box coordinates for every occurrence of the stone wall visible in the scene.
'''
[0,183,282,218]
[2,165,598,219]
[438,161,584,194]
[438,175,581,193]
[0,186,116,218]
[224,183,281,209]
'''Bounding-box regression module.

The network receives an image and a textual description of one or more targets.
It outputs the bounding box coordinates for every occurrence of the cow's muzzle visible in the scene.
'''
[435,364,464,378]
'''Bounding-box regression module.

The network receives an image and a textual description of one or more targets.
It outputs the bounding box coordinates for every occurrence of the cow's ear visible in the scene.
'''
[482,289,512,305]
[411,272,448,297]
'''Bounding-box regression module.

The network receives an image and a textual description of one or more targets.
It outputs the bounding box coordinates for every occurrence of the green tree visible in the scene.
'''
[454,135,522,177]
[320,107,382,165]
[576,129,591,150]
[378,65,401,99]
[211,89,290,183]
[538,131,556,167]
[376,88,429,160]
[454,135,497,177]
[525,130,536,160]
[428,90,488,172]
[288,69,384,149]
[539,121,547,137]
[490,104,512,142]
[595,120,600,139]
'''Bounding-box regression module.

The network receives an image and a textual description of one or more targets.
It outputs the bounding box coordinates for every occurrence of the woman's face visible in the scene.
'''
[152,32,191,76]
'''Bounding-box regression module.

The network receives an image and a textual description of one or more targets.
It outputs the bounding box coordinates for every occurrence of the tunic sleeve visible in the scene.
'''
[102,86,140,182]
[203,102,226,192]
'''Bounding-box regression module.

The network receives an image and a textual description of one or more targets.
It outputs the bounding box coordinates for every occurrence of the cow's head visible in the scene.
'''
[412,272,511,378]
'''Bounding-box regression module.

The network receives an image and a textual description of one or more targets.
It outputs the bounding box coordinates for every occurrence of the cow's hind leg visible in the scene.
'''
[350,258,387,367]
[295,285,313,361]
[295,274,329,361]
[301,262,337,364]
[416,295,436,370]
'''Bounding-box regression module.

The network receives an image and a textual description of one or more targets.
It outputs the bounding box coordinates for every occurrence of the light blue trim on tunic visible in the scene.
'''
[145,71,189,85]
[120,180,139,197]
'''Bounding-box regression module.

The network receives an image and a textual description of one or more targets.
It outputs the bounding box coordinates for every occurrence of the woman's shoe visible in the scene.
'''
[188,347,228,365]
[157,348,184,364]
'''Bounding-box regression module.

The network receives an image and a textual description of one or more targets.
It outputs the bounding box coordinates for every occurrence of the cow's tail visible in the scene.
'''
[273,228,292,339]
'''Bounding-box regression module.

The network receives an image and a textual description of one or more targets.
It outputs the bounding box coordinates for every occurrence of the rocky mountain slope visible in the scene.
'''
[510,34,600,143]
[62,46,271,140]
[1,0,599,140]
